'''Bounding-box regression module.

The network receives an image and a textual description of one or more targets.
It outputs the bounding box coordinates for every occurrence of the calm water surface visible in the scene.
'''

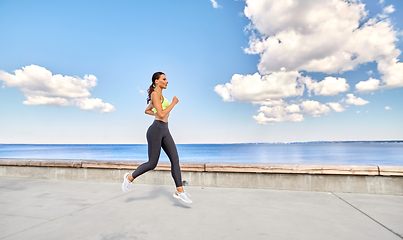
[0,142,402,165]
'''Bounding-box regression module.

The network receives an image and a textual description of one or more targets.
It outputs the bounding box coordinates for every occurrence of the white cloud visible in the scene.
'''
[355,78,381,93]
[300,100,331,117]
[0,65,115,113]
[304,76,349,96]
[327,102,346,112]
[243,0,403,90]
[214,83,233,102]
[252,99,285,106]
[385,106,391,110]
[377,59,403,89]
[23,96,70,106]
[0,65,96,99]
[210,0,221,9]
[383,5,395,14]
[215,0,403,124]
[214,71,305,102]
[251,100,345,124]
[345,93,369,105]
[74,98,115,113]
[244,0,367,74]
[253,104,303,125]
[355,59,403,93]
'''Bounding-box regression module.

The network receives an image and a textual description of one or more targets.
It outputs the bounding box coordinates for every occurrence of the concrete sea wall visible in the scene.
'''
[1,158,402,195]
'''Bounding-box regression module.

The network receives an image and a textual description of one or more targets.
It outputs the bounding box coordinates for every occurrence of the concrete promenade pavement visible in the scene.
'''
[0,177,402,240]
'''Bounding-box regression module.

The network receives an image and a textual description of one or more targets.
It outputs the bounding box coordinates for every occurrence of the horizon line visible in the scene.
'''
[1,140,402,145]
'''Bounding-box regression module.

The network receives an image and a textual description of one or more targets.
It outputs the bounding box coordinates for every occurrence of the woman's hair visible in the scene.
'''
[147,72,165,104]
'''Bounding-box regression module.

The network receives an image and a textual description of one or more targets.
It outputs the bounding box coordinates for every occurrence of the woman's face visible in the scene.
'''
[156,74,168,89]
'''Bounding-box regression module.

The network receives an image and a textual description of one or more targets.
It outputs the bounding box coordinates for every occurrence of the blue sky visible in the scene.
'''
[0,0,402,144]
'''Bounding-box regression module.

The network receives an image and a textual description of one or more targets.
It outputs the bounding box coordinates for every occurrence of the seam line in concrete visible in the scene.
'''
[0,187,143,240]
[0,213,50,221]
[331,192,403,239]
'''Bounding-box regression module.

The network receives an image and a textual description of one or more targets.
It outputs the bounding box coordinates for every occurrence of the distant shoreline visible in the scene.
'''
[1,141,403,145]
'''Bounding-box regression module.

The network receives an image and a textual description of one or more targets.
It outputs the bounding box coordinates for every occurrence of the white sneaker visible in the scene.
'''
[173,190,193,203]
[122,173,132,193]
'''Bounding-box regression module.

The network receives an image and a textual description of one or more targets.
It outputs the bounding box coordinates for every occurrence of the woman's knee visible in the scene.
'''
[146,161,158,170]
[171,156,180,165]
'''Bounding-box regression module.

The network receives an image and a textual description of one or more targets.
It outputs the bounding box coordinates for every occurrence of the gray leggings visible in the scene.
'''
[131,120,182,187]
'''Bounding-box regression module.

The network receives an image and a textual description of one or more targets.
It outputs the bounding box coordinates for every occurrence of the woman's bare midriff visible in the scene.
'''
[155,114,169,122]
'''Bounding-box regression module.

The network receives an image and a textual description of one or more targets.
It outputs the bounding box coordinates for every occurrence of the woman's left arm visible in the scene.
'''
[145,103,155,116]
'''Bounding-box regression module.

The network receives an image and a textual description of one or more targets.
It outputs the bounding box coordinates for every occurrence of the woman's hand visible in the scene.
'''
[145,103,155,116]
[172,96,179,105]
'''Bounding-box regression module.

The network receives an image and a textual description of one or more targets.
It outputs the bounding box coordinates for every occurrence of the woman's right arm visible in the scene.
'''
[152,92,179,118]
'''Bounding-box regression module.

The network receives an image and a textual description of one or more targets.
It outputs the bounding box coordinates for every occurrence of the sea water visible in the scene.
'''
[0,142,402,166]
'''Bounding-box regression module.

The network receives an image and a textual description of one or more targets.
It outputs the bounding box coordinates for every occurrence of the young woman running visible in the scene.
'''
[121,72,192,204]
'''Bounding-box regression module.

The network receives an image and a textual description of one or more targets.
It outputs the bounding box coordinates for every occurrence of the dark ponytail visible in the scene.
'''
[147,72,165,104]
